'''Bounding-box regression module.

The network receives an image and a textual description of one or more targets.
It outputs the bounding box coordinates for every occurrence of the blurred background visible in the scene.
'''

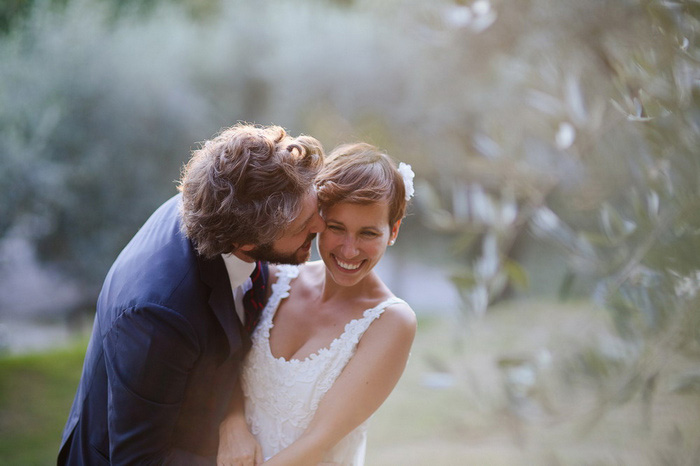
[1,0,699,464]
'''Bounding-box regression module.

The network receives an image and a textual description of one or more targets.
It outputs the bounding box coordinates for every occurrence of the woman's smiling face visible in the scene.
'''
[317,201,400,287]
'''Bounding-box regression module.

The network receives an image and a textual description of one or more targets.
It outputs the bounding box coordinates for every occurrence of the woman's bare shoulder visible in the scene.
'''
[365,297,416,344]
[383,299,417,330]
[356,297,416,361]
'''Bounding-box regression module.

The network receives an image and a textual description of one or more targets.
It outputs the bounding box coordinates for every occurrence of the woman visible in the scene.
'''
[220,142,417,465]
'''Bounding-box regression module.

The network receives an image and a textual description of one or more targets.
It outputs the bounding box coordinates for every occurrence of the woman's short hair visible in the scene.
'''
[316,143,407,225]
[179,123,324,258]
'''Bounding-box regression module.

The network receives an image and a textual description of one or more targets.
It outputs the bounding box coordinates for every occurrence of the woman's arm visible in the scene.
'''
[264,303,417,466]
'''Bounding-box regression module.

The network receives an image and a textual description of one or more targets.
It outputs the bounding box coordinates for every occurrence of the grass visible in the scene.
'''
[2,299,700,465]
[0,338,87,465]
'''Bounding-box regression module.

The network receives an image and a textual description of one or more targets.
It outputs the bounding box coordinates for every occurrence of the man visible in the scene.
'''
[58,124,326,465]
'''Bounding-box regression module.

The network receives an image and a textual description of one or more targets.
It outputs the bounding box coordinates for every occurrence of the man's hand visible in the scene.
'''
[217,415,263,466]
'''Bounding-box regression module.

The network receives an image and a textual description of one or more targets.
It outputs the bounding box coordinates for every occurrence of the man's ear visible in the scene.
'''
[237,244,256,252]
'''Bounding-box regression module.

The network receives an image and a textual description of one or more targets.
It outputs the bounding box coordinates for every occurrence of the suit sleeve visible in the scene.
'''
[103,304,203,465]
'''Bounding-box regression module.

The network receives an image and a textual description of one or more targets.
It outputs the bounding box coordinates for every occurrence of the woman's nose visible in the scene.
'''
[341,236,359,258]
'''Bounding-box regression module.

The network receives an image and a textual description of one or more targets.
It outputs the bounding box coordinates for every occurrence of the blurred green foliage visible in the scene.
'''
[0,0,31,34]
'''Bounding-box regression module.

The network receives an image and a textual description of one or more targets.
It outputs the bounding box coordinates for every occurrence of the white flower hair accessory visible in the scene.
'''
[398,162,415,201]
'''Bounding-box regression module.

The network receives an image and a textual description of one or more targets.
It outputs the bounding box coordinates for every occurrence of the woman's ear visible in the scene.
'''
[389,219,402,245]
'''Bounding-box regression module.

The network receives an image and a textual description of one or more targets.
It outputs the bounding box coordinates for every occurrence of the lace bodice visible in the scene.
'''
[240,265,404,465]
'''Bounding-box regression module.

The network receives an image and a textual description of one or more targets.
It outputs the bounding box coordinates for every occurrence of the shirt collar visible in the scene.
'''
[221,253,256,290]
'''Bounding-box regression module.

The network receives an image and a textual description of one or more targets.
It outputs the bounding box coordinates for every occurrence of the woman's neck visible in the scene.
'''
[319,267,381,304]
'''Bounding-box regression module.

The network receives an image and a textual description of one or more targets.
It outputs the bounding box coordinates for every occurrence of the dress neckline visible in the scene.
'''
[262,265,402,364]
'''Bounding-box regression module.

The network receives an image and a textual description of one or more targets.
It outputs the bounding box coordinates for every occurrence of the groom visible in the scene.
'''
[58,124,326,465]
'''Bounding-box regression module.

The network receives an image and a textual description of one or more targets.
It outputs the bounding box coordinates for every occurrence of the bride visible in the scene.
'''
[218,142,417,465]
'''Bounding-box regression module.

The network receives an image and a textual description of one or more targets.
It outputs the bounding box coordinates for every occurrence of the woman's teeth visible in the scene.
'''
[336,258,361,270]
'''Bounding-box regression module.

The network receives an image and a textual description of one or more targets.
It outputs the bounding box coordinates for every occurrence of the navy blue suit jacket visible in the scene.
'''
[58,194,268,465]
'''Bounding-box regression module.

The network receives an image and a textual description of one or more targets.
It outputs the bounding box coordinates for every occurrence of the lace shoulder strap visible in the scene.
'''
[261,265,299,323]
[273,264,299,288]
[342,296,406,347]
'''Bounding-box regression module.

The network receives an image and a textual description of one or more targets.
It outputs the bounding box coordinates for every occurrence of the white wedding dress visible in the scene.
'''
[241,265,404,465]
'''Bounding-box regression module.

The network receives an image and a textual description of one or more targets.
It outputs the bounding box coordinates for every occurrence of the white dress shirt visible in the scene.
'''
[221,253,256,324]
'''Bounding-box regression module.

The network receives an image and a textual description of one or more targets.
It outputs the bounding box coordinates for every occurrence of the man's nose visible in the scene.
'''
[310,212,326,233]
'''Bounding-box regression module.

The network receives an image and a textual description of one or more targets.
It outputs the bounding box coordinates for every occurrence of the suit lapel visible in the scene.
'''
[198,254,243,360]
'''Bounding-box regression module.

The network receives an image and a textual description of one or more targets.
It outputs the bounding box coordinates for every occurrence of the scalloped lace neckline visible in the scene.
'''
[262,265,401,364]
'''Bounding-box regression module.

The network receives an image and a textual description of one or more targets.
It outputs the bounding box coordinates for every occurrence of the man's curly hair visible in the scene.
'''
[178,123,324,258]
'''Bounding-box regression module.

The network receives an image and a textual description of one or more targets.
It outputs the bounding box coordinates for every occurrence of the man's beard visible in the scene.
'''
[245,234,316,265]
